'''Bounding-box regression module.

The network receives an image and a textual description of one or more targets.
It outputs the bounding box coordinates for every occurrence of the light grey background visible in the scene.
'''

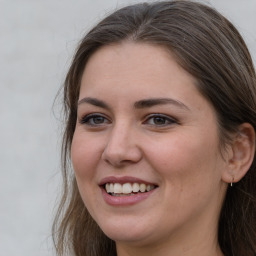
[0,1,255,255]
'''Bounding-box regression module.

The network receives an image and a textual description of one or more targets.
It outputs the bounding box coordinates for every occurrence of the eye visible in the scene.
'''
[144,114,177,126]
[79,114,110,126]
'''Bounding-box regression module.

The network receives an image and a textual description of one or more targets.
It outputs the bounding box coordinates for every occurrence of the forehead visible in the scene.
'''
[80,42,199,98]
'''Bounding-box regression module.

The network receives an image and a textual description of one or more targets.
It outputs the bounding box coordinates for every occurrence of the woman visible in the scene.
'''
[52,1,256,255]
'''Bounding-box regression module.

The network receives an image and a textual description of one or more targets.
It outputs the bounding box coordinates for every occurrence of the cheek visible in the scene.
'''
[71,131,101,180]
[146,132,222,192]
[145,134,225,225]
[71,132,104,213]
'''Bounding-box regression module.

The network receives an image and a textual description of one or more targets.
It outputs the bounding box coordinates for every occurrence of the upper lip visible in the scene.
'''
[99,176,158,186]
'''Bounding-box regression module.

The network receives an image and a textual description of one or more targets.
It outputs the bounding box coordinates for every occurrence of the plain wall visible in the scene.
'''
[0,0,255,255]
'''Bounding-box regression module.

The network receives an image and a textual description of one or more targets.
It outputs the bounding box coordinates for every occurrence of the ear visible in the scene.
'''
[222,123,255,185]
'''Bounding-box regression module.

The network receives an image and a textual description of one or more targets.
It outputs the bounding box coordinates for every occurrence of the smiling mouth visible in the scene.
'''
[104,182,157,196]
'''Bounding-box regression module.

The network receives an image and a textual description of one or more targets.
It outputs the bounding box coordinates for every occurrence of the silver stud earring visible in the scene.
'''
[230,177,234,187]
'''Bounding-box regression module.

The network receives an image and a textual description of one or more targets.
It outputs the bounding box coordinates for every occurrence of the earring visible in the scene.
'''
[230,177,234,187]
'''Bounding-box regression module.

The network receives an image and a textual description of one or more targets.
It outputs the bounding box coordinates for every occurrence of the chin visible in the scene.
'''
[97,216,153,244]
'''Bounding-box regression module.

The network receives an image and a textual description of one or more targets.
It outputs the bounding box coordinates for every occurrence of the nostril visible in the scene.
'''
[102,146,143,167]
[103,158,138,168]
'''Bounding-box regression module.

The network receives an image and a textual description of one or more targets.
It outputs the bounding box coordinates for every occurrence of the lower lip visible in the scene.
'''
[101,187,156,206]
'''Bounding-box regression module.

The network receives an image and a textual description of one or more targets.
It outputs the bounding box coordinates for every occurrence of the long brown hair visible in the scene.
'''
[52,1,256,255]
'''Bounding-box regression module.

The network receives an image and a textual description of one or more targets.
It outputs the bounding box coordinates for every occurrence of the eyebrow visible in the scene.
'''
[134,98,190,110]
[78,97,111,110]
[78,97,190,111]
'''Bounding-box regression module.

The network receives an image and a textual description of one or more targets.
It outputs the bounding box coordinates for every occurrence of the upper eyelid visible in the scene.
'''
[79,113,110,123]
[78,112,178,123]
[144,113,177,121]
[79,112,109,118]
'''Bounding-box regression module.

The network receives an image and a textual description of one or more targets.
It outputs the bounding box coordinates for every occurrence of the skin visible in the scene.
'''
[71,42,232,256]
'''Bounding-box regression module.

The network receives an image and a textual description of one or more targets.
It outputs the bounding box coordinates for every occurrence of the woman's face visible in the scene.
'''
[71,42,228,249]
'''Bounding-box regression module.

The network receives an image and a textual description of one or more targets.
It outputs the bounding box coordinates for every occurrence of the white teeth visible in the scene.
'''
[122,183,132,194]
[113,183,122,193]
[105,182,155,194]
[106,183,110,193]
[132,183,140,192]
[110,183,114,193]
[146,184,153,192]
[140,183,146,192]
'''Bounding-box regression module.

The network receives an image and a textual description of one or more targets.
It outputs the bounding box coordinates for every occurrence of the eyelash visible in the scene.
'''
[143,114,177,127]
[79,113,110,127]
[79,113,177,127]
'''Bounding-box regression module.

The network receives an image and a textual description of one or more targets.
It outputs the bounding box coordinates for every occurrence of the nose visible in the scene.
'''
[102,122,142,167]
